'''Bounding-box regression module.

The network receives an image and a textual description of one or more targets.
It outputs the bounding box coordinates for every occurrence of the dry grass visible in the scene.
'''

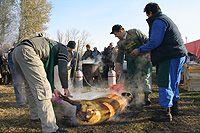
[0,80,200,132]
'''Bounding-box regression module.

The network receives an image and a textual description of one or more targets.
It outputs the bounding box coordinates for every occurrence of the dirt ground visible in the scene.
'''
[0,72,200,133]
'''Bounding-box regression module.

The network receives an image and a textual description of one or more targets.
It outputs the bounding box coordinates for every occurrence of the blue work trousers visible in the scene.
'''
[158,56,186,108]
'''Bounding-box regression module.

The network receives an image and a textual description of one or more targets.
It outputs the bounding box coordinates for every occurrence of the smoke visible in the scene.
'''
[122,54,151,107]
[53,66,113,124]
[53,66,131,125]
[82,57,95,64]
[53,52,151,125]
[81,55,102,65]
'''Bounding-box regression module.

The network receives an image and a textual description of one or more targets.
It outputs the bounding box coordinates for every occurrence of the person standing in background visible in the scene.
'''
[67,41,80,79]
[82,44,94,60]
[112,45,124,82]
[8,42,28,108]
[101,42,115,80]
[93,47,101,62]
[1,44,12,85]
[132,2,187,122]
[92,47,101,84]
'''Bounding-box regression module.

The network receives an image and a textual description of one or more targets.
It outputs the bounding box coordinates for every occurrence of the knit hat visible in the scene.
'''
[67,41,76,49]
[86,44,91,49]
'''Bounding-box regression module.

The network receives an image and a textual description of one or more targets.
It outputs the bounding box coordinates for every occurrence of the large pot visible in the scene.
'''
[82,62,99,86]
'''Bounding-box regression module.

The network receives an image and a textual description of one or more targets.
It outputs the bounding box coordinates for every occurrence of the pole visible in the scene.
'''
[72,40,80,91]
[74,40,80,74]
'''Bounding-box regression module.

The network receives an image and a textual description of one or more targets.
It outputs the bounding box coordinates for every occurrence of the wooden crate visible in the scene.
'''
[183,63,200,91]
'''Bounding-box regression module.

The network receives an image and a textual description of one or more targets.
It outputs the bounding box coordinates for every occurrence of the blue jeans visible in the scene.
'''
[8,55,26,105]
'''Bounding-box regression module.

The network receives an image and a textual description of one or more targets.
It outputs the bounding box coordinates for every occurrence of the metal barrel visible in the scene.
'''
[82,63,99,86]
[75,70,83,88]
[108,70,116,87]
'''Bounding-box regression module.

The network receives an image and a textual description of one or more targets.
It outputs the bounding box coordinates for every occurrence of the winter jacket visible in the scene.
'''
[146,12,187,65]
[18,36,69,91]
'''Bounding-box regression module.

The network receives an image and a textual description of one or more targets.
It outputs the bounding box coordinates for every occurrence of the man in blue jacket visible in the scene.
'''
[132,2,187,122]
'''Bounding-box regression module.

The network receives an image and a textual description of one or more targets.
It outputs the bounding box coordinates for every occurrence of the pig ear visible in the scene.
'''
[121,92,134,103]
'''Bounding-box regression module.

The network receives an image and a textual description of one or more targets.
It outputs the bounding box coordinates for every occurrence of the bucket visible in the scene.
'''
[110,84,125,94]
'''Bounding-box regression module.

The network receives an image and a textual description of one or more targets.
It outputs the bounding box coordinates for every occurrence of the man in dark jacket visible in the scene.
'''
[101,42,114,80]
[132,2,187,122]
[82,44,94,60]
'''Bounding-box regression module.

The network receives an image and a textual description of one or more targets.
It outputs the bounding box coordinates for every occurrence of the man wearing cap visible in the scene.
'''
[12,34,72,132]
[92,47,101,84]
[110,24,152,106]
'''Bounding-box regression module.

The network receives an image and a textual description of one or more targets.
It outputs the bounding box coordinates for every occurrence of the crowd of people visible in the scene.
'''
[0,44,13,85]
[0,2,188,132]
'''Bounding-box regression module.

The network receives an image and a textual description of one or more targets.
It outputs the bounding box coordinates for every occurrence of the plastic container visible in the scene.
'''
[53,94,63,103]
[110,84,125,94]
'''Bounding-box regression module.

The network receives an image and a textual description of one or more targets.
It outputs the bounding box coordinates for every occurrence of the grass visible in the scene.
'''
[0,79,200,132]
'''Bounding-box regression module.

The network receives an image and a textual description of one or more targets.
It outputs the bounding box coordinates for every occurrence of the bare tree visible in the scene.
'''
[18,0,53,42]
[64,29,90,52]
[56,28,90,56]
[64,30,70,44]
[79,30,90,56]
[71,29,79,41]
[64,29,80,44]
[56,30,64,43]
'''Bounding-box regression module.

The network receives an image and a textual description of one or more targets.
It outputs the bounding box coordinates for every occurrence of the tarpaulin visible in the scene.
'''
[185,39,200,59]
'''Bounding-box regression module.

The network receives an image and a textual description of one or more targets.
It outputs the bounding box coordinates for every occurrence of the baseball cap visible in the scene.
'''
[110,24,123,34]
[93,47,97,49]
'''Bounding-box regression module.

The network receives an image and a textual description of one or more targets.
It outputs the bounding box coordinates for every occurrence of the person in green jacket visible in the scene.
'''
[110,24,152,106]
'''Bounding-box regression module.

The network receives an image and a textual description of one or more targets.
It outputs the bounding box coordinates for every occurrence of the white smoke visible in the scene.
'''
[53,66,112,121]
[53,53,150,124]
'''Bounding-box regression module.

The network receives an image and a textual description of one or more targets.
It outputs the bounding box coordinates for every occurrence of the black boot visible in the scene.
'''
[144,92,151,106]
[171,101,178,115]
[150,107,172,122]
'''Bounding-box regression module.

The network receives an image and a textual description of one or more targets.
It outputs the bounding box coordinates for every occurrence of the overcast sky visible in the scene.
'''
[46,0,200,51]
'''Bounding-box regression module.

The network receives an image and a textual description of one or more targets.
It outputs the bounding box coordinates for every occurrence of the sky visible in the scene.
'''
[46,0,200,52]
